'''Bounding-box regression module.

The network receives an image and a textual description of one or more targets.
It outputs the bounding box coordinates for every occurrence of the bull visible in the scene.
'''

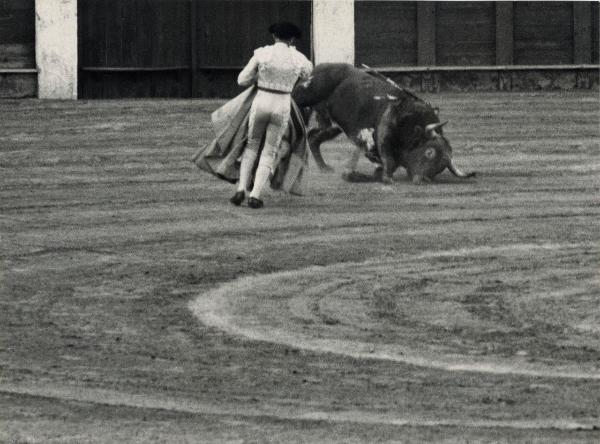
[292,63,475,184]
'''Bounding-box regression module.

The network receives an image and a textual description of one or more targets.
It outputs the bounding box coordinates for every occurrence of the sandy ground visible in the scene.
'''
[1,92,599,443]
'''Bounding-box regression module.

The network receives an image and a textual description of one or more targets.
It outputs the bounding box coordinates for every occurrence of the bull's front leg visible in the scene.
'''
[306,105,341,173]
[341,145,364,182]
[379,150,396,184]
[376,123,396,185]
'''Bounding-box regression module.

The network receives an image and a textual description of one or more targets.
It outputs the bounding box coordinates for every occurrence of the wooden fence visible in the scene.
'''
[0,0,36,97]
[356,1,598,67]
[0,1,597,98]
[77,0,311,98]
[77,0,600,97]
[355,1,599,92]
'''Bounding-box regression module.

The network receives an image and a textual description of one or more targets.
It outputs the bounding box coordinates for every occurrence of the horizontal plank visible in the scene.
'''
[197,66,243,70]
[0,68,37,73]
[371,65,600,72]
[81,66,191,72]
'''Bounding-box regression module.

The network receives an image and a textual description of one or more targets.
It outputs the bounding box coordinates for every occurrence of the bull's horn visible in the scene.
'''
[425,121,448,137]
[447,158,476,178]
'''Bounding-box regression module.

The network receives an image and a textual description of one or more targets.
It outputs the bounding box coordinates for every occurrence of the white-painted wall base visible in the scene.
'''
[312,0,354,65]
[36,0,78,99]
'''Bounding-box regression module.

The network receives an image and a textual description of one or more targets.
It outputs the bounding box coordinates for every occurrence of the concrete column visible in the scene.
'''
[35,0,78,99]
[312,0,354,65]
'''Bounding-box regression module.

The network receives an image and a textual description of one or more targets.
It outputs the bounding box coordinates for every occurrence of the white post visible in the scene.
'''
[312,0,355,65]
[35,0,78,99]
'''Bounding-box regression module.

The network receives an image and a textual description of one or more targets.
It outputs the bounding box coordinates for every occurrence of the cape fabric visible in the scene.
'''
[191,87,309,195]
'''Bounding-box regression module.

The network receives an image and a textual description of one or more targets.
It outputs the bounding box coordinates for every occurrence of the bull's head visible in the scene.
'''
[404,122,476,184]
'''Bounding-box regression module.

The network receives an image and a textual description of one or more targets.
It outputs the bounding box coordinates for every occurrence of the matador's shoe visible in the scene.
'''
[247,197,264,209]
[229,191,245,206]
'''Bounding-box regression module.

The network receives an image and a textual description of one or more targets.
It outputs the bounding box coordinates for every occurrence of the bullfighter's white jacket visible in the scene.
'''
[237,42,313,93]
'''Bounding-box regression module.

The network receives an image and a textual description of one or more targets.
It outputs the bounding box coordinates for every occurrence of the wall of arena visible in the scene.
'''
[0,0,598,99]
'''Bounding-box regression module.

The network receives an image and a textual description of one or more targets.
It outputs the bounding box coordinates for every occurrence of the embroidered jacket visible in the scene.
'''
[237,42,313,93]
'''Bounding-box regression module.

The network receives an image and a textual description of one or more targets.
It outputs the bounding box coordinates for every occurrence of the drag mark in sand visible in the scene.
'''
[190,242,600,380]
[0,382,598,431]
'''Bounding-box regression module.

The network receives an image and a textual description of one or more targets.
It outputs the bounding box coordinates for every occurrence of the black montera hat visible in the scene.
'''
[269,22,302,40]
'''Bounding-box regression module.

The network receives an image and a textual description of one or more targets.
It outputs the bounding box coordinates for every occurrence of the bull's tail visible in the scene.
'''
[293,63,355,107]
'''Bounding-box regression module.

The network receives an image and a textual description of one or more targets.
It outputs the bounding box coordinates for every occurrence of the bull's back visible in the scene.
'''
[293,63,357,107]
[326,68,396,132]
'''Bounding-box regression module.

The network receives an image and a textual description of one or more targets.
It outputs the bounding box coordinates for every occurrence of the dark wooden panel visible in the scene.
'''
[355,1,418,66]
[0,43,34,69]
[80,70,191,99]
[495,2,514,65]
[0,72,36,98]
[78,0,101,67]
[121,0,139,67]
[417,2,436,65]
[80,0,190,68]
[0,0,35,69]
[78,0,191,98]
[514,1,574,65]
[190,0,198,96]
[195,69,240,98]
[194,0,311,97]
[573,2,592,64]
[592,2,599,64]
[0,0,35,43]
[196,0,311,67]
[105,0,123,68]
[436,2,495,66]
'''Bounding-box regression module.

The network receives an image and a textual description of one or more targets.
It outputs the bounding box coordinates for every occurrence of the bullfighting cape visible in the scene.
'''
[191,86,309,195]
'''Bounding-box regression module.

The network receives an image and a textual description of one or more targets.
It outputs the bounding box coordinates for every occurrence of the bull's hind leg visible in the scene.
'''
[307,106,341,172]
[309,127,342,172]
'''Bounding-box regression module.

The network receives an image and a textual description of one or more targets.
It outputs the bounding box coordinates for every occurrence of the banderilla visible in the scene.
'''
[361,64,423,103]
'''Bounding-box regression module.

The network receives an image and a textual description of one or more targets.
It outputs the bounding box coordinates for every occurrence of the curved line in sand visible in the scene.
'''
[190,242,600,380]
[1,382,598,431]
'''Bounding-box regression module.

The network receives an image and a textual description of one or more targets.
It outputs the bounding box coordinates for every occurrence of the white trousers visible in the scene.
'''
[237,90,292,200]
[247,90,291,171]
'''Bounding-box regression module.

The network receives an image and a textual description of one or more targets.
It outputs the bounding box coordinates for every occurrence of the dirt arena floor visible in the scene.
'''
[1,91,599,443]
